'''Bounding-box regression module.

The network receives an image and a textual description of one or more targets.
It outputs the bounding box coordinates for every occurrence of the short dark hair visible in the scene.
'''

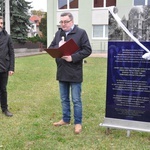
[0,16,3,20]
[60,12,73,20]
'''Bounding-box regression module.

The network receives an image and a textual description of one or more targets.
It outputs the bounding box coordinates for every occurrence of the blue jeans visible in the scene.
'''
[59,81,82,124]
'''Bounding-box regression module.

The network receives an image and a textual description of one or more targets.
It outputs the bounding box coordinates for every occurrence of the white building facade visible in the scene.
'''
[47,0,150,53]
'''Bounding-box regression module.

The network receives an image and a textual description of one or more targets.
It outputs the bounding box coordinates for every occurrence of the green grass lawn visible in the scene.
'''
[0,54,149,150]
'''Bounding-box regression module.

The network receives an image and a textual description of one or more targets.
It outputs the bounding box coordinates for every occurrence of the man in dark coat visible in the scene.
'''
[49,12,92,134]
[0,16,15,117]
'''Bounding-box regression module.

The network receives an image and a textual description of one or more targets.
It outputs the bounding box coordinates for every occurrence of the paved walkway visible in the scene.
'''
[15,51,45,58]
[15,49,107,58]
[90,53,107,58]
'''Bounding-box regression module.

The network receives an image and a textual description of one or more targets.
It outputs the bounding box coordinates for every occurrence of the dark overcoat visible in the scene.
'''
[49,25,92,82]
[0,29,15,72]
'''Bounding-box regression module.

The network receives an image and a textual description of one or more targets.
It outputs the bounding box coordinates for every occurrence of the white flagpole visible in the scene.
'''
[5,0,10,34]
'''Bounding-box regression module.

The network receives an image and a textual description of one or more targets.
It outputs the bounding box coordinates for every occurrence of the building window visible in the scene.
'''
[93,25,108,38]
[94,0,116,7]
[70,0,78,8]
[134,0,150,5]
[94,0,103,7]
[58,0,67,9]
[58,0,78,9]
[106,0,116,7]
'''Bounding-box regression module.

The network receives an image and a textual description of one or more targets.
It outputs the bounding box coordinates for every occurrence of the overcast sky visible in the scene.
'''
[26,0,47,12]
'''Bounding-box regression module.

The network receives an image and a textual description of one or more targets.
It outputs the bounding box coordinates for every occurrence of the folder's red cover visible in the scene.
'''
[44,39,79,58]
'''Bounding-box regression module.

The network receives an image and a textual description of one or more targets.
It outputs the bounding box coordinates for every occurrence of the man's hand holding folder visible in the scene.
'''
[44,39,79,58]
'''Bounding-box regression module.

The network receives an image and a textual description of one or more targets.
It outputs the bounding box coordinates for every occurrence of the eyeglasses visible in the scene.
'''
[59,20,72,24]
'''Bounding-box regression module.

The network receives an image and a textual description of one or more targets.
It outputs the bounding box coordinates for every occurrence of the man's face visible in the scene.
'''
[60,15,73,31]
[0,19,3,32]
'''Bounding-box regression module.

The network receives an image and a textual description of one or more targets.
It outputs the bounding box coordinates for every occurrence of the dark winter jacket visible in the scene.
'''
[49,25,92,82]
[0,29,15,72]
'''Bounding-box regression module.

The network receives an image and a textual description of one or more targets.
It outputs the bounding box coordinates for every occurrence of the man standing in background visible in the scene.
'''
[0,16,15,117]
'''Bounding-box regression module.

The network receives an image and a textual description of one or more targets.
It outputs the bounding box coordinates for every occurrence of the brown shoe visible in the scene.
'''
[53,120,70,126]
[74,124,82,134]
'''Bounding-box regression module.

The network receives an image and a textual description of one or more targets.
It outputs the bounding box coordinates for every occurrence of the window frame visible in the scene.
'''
[92,25,108,39]
[58,0,78,10]
[134,0,150,5]
[93,0,116,8]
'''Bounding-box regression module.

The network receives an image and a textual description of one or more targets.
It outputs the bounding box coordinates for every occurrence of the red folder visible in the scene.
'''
[44,39,79,58]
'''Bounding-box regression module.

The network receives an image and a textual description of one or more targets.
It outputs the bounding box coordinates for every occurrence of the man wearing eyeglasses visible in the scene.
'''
[0,16,15,117]
[49,12,92,134]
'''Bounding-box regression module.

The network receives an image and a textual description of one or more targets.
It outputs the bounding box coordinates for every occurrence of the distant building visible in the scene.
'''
[109,5,150,41]
[128,6,150,41]
[28,15,42,37]
[47,0,150,52]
